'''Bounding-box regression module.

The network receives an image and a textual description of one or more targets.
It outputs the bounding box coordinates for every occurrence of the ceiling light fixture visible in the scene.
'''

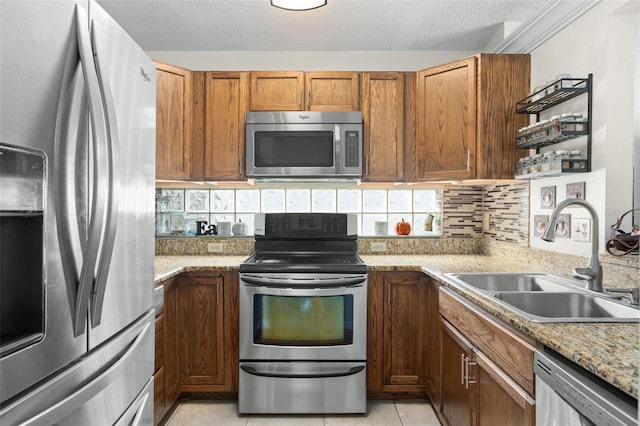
[270,0,327,11]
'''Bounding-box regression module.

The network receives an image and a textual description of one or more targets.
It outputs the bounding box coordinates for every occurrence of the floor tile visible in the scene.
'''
[165,400,248,426]
[394,400,440,425]
[325,400,402,426]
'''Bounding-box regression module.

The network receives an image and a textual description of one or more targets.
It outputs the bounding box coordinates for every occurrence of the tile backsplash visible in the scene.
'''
[155,182,533,255]
[156,188,443,237]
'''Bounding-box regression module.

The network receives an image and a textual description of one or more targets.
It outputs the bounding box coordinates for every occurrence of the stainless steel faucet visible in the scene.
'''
[541,199,603,292]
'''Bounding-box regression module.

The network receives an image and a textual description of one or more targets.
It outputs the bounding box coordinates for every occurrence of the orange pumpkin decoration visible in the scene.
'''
[395,218,411,235]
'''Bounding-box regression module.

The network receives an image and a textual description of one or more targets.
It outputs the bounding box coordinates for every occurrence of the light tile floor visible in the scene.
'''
[163,400,441,426]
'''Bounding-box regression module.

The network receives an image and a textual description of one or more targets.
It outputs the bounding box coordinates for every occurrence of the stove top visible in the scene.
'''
[240,213,367,274]
[239,253,367,274]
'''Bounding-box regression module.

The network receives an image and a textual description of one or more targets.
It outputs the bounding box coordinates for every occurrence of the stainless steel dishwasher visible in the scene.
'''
[534,348,638,425]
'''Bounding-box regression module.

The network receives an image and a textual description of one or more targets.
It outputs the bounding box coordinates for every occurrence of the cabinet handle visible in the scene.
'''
[464,356,477,389]
[466,150,471,172]
[460,354,465,385]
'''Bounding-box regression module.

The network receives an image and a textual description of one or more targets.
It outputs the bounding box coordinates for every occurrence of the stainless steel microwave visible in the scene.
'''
[245,111,363,179]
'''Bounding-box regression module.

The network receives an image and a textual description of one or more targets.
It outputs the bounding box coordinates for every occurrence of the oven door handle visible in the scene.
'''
[241,365,365,379]
[240,275,366,288]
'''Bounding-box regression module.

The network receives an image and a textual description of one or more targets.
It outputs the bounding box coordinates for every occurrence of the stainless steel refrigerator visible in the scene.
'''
[0,0,156,424]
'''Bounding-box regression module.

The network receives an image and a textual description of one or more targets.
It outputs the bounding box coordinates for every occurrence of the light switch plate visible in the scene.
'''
[572,218,591,242]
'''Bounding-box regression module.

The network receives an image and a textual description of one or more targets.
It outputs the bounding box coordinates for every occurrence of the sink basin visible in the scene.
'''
[492,292,640,322]
[442,272,640,322]
[446,273,572,293]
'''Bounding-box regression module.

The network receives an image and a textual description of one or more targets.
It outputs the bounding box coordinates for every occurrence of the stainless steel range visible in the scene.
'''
[238,213,367,414]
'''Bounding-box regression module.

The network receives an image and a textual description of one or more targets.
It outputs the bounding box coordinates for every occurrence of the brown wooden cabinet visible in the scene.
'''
[361,72,405,181]
[424,275,441,411]
[155,62,193,180]
[176,272,238,393]
[440,320,475,426]
[367,271,428,396]
[438,286,535,426]
[200,71,249,180]
[153,278,179,425]
[249,71,359,111]
[411,54,530,181]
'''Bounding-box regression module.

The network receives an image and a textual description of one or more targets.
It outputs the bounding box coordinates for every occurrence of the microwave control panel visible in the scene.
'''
[344,130,360,167]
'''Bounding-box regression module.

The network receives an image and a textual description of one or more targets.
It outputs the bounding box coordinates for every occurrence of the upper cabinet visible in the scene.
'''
[201,71,249,181]
[411,54,530,181]
[249,71,359,111]
[155,62,193,180]
[361,72,405,182]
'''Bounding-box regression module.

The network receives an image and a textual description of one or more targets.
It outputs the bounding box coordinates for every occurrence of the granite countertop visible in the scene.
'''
[154,254,639,399]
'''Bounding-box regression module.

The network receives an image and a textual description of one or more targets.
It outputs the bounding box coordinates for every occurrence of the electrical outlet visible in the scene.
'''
[208,243,224,253]
[572,218,591,242]
[371,242,386,252]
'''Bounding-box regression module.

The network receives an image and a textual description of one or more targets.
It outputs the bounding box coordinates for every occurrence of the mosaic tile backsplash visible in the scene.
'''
[156,188,443,237]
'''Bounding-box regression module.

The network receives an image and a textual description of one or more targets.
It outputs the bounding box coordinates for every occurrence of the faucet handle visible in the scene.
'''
[572,267,595,281]
[606,288,640,306]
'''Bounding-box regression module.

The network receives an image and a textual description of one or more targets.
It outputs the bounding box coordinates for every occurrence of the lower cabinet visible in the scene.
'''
[367,271,429,396]
[438,286,536,426]
[177,272,239,393]
[153,277,179,425]
[154,271,239,424]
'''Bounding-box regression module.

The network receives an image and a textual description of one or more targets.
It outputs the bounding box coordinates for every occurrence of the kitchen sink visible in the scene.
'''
[492,292,640,323]
[442,272,640,322]
[446,273,571,293]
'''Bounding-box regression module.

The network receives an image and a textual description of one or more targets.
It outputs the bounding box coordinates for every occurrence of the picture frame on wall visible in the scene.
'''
[556,213,571,238]
[566,182,586,200]
[541,186,556,209]
[534,215,549,237]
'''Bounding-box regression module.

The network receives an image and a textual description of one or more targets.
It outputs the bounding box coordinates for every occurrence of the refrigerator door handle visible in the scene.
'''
[89,19,121,327]
[14,321,151,426]
[54,6,90,338]
[113,380,152,426]
[58,5,110,337]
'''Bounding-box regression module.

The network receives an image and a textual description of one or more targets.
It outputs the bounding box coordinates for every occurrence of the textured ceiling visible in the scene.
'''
[96,0,556,52]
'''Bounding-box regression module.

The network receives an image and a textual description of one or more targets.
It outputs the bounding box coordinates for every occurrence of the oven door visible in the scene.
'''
[239,273,367,361]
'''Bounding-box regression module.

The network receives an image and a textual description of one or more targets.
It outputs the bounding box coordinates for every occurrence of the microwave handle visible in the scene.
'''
[335,125,341,142]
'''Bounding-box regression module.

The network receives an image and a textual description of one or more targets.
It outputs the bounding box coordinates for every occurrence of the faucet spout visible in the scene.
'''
[541,199,602,292]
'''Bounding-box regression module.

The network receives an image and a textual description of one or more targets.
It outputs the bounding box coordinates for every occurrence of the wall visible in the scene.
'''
[528,0,639,258]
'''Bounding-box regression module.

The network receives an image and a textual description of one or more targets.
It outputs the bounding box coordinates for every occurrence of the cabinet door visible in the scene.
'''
[361,72,405,181]
[203,72,249,180]
[440,320,475,426]
[177,275,225,388]
[163,279,180,406]
[250,71,304,110]
[305,72,359,111]
[382,273,428,391]
[425,276,441,411]
[155,62,192,180]
[416,57,476,180]
[475,351,535,426]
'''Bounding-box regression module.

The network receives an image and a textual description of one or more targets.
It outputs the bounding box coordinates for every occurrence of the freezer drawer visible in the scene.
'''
[0,311,154,425]
[238,361,366,414]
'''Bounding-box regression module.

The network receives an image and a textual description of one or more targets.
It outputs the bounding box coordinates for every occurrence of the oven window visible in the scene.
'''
[254,131,334,168]
[253,294,353,346]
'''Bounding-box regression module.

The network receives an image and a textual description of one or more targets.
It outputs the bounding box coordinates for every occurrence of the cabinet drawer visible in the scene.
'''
[155,315,165,371]
[439,287,536,395]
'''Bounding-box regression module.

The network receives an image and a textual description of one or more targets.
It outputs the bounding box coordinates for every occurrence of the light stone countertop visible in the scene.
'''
[155,254,639,399]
